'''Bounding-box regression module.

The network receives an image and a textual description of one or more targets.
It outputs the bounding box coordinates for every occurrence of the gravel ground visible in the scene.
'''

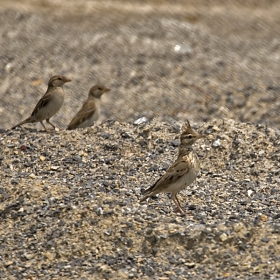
[1,119,280,279]
[0,0,280,279]
[0,0,280,129]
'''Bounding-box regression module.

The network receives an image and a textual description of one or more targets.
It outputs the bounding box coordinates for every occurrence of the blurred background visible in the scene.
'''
[0,0,279,130]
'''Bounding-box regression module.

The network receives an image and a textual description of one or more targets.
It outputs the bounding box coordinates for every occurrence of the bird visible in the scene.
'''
[11,75,71,132]
[140,120,205,214]
[66,84,110,130]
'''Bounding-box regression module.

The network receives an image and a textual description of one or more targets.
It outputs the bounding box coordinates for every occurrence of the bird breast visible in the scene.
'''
[51,88,65,107]
[34,88,65,121]
[165,153,200,194]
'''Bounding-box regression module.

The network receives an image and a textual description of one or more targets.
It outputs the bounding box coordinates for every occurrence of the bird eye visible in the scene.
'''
[187,135,193,139]
[58,77,62,80]
[98,87,102,90]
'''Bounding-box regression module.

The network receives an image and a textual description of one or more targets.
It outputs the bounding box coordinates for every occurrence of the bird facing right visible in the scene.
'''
[140,120,205,214]
[67,85,110,130]
[11,75,71,132]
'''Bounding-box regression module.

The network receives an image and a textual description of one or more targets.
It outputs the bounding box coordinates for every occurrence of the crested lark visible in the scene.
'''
[67,84,110,130]
[140,120,205,214]
[11,75,71,132]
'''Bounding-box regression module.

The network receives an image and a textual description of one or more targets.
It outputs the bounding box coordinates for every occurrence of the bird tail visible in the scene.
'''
[66,124,74,130]
[11,117,32,130]
[139,180,158,202]
[141,185,154,197]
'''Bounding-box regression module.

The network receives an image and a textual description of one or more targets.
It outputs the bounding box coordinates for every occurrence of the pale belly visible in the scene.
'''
[77,112,99,128]
[164,167,199,194]
[34,89,65,121]
[76,100,100,128]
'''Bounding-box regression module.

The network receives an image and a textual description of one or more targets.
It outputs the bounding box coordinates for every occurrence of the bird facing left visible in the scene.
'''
[11,75,71,132]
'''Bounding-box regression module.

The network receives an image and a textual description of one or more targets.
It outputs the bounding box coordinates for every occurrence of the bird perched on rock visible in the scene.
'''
[67,84,110,130]
[11,75,71,132]
[140,120,205,214]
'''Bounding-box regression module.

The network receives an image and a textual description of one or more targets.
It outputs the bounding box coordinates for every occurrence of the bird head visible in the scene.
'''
[89,85,110,98]
[180,120,205,146]
[48,75,71,87]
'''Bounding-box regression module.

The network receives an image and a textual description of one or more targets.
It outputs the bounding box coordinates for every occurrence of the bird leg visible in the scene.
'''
[46,118,56,129]
[172,194,186,214]
[40,121,48,132]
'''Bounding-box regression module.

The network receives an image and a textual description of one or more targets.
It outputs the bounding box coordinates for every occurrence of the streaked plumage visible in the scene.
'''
[140,120,205,214]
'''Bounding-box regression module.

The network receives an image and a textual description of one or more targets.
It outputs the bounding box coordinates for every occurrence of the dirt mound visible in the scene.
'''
[1,119,279,278]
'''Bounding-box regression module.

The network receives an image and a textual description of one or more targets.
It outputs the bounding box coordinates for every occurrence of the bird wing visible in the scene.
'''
[31,91,52,117]
[143,157,191,195]
[67,100,96,130]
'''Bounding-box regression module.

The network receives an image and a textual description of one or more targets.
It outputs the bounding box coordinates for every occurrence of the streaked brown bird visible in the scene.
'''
[140,120,205,214]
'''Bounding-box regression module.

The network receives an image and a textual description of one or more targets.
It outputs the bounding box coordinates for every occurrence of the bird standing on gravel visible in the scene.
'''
[67,84,110,130]
[140,120,205,214]
[11,75,71,132]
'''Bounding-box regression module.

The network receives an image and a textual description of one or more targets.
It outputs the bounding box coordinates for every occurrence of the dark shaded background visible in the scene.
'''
[0,0,279,129]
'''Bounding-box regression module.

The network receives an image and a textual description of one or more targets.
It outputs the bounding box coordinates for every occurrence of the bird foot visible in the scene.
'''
[174,208,191,215]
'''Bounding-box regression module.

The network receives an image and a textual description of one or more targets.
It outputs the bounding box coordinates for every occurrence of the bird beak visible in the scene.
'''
[197,134,206,139]
[64,78,72,83]
[103,88,110,93]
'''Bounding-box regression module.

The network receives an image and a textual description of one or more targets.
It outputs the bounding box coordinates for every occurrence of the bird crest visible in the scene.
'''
[180,120,197,139]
